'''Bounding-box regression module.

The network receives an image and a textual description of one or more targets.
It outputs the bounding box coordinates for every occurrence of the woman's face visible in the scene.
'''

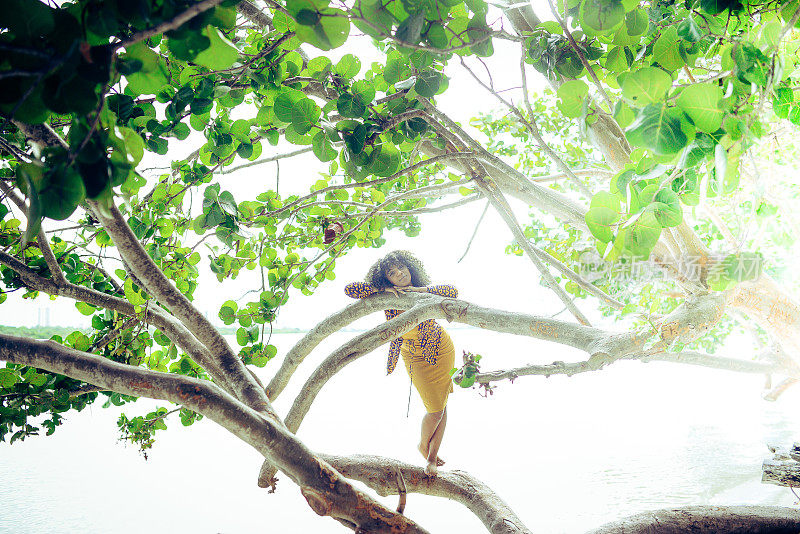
[385,262,412,287]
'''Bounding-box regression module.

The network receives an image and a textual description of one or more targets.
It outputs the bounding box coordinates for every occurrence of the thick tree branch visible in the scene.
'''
[587,506,800,534]
[0,249,228,385]
[265,297,390,400]
[87,200,274,417]
[0,334,430,534]
[322,454,533,534]
[238,0,272,30]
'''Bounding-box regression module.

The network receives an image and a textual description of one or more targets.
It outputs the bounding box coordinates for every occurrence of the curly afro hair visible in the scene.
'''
[364,250,430,289]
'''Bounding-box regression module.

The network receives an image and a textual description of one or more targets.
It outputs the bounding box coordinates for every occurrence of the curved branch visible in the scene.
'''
[88,200,274,416]
[283,299,444,434]
[322,454,533,534]
[266,297,389,400]
[0,334,430,534]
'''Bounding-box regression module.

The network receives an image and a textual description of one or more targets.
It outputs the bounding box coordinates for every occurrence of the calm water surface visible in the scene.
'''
[1,330,798,533]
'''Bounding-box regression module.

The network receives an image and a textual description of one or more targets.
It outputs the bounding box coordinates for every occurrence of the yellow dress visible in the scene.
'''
[401,325,455,413]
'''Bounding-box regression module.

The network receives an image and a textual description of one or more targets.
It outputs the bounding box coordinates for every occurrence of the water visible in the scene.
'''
[1,330,798,533]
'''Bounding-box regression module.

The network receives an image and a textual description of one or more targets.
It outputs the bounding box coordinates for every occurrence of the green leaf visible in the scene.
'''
[621,67,672,105]
[167,32,211,62]
[335,54,361,78]
[124,278,146,306]
[193,26,239,70]
[585,206,620,243]
[0,369,19,389]
[351,80,375,105]
[118,127,145,164]
[414,70,442,98]
[295,8,321,25]
[219,300,237,325]
[122,42,169,95]
[773,87,793,119]
[733,43,769,87]
[625,207,661,258]
[367,144,401,177]
[677,16,704,42]
[396,11,425,45]
[700,0,739,15]
[651,187,682,227]
[580,0,625,35]
[556,80,589,118]
[653,26,683,72]
[75,301,96,316]
[312,130,338,162]
[293,8,350,51]
[336,93,366,118]
[625,104,688,155]
[16,163,43,245]
[614,100,635,128]
[676,83,724,134]
[291,98,321,134]
[40,166,86,221]
[273,88,306,123]
[343,123,368,154]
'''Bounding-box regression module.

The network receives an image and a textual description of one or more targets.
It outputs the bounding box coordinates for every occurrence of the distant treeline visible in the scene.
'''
[0,325,89,339]
[217,326,308,334]
[0,325,309,340]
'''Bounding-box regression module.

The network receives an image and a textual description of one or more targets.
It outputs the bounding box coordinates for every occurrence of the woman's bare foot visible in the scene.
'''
[418,443,445,466]
[424,461,438,477]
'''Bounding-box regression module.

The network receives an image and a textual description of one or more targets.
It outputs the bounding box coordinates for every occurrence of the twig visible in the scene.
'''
[458,200,490,263]
[463,56,593,197]
[479,183,592,325]
[220,147,313,174]
[395,470,407,514]
[546,0,613,110]
[115,0,225,50]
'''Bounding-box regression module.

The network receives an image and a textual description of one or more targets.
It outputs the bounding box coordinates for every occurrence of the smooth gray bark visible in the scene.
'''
[586,506,800,534]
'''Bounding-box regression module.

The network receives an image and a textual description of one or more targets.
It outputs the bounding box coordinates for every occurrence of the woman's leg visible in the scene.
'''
[426,407,447,471]
[419,408,446,476]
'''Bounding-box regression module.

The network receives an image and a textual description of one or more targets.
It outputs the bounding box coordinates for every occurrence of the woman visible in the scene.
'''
[345,250,457,476]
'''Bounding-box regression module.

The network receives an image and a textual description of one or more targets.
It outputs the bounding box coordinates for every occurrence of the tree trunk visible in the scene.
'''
[586,506,800,534]
[728,276,800,361]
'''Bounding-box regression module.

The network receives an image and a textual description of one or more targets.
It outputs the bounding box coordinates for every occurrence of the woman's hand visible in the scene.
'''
[383,286,402,297]
[383,286,426,297]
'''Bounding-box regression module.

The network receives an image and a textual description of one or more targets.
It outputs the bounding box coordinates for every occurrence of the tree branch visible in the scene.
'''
[587,506,800,534]
[0,249,228,386]
[116,0,225,50]
[220,147,313,175]
[476,349,793,386]
[87,200,274,417]
[322,454,533,534]
[0,333,431,534]
[480,183,592,325]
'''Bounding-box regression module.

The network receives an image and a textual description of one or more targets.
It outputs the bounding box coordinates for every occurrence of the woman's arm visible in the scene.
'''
[425,284,458,298]
[344,282,380,299]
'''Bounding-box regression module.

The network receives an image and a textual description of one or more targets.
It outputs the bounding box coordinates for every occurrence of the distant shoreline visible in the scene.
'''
[0,324,481,340]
